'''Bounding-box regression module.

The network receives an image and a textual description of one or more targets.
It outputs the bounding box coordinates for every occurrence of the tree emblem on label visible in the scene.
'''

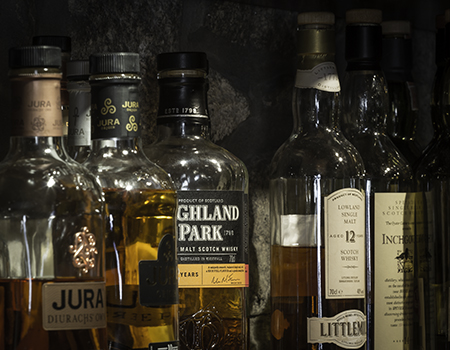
[31,116,45,132]
[126,115,138,132]
[395,248,413,273]
[72,106,79,126]
[101,98,116,115]
[69,226,98,273]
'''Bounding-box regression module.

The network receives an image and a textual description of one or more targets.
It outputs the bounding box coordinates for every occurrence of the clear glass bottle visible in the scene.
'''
[0,46,106,349]
[67,60,91,163]
[144,52,249,350]
[83,52,179,350]
[381,20,422,169]
[340,9,413,350]
[269,12,366,350]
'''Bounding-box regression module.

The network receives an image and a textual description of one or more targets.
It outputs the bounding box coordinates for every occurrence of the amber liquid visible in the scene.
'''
[103,188,178,349]
[271,245,364,350]
[0,277,107,350]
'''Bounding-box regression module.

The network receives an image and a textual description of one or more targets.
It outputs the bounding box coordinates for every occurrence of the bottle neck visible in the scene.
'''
[90,75,141,143]
[382,36,413,81]
[156,75,210,139]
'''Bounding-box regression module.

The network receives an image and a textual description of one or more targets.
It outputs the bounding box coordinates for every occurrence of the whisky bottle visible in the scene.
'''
[83,52,179,350]
[0,46,107,349]
[340,9,413,350]
[67,60,91,163]
[415,9,450,350]
[144,52,249,350]
[269,12,366,350]
[381,20,421,169]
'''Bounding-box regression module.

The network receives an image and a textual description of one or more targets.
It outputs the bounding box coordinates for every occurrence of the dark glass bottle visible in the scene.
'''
[381,20,422,169]
[83,52,179,350]
[0,46,106,349]
[269,12,366,350]
[340,9,413,350]
[67,60,91,163]
[415,8,450,350]
[144,52,249,350]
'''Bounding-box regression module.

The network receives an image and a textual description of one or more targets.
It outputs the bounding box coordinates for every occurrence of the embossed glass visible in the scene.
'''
[144,52,249,350]
[0,46,107,349]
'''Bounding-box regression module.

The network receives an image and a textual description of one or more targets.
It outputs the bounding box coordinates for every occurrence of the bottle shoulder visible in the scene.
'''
[83,148,175,191]
[144,137,248,191]
[270,128,365,179]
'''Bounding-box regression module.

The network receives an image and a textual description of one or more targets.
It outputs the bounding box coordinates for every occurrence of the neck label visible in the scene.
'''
[295,62,340,92]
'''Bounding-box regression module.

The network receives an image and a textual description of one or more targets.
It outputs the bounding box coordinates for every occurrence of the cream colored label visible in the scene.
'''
[178,263,248,288]
[42,281,106,330]
[374,192,414,349]
[325,188,365,299]
[295,62,341,92]
[307,309,366,348]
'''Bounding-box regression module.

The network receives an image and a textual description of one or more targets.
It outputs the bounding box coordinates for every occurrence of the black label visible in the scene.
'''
[176,191,249,265]
[139,234,178,306]
[149,341,179,350]
[91,82,140,139]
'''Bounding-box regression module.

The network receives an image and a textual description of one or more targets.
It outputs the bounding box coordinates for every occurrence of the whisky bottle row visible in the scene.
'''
[1,6,450,350]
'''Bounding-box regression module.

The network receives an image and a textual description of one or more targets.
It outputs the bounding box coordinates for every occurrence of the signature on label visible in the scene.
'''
[211,273,240,285]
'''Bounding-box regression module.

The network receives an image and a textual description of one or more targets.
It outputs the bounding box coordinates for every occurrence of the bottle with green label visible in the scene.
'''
[0,46,106,349]
[340,9,413,350]
[144,52,249,350]
[83,52,179,350]
[269,12,366,349]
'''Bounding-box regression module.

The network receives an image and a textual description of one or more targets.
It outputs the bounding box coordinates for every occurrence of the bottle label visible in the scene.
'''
[11,74,64,137]
[295,62,341,92]
[68,82,91,146]
[176,191,249,288]
[42,281,106,330]
[307,309,366,348]
[325,188,365,299]
[374,192,414,349]
[139,234,179,306]
[91,82,140,139]
[149,341,179,350]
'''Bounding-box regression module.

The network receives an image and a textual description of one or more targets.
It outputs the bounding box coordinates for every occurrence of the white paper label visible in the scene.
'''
[295,62,341,92]
[308,309,366,348]
[325,188,365,299]
[374,192,414,349]
[42,281,106,330]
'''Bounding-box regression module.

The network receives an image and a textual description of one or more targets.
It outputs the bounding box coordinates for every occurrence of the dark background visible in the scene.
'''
[1,0,448,348]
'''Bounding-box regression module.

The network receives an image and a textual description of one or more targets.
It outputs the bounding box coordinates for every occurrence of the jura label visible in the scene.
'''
[139,234,178,306]
[68,83,91,146]
[295,62,340,92]
[325,188,365,299]
[42,281,106,330]
[149,341,179,350]
[91,82,140,139]
[176,191,249,288]
[374,192,414,349]
[308,310,366,348]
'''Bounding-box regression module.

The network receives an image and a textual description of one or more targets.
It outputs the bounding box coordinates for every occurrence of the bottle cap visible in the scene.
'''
[32,35,72,53]
[346,9,382,24]
[67,60,90,79]
[157,52,208,73]
[297,12,334,26]
[381,21,411,36]
[9,46,62,68]
[89,52,140,74]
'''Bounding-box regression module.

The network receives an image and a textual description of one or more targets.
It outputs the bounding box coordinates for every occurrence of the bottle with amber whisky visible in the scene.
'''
[340,9,413,350]
[67,60,91,163]
[144,52,249,350]
[381,20,421,169]
[269,12,366,349]
[0,46,106,349]
[83,52,178,350]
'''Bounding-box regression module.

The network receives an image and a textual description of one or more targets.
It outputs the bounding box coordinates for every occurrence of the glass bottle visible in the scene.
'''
[67,60,91,163]
[144,52,249,350]
[381,20,422,169]
[269,12,366,350]
[415,8,450,350]
[83,52,179,350]
[340,9,413,350]
[0,46,106,349]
